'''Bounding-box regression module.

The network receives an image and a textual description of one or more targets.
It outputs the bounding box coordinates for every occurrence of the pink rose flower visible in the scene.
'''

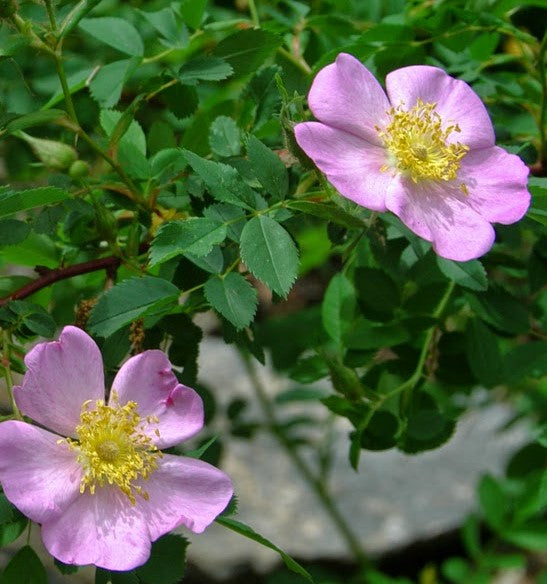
[0,326,233,571]
[294,53,531,261]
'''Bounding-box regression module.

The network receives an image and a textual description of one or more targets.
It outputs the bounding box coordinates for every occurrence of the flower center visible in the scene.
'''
[66,395,161,504]
[377,99,469,189]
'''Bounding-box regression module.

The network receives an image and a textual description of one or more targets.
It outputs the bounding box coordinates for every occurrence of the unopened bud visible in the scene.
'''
[18,131,77,170]
[69,159,90,179]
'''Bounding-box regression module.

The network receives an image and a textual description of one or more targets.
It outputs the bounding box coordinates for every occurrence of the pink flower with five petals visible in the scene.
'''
[0,326,233,571]
[294,53,531,261]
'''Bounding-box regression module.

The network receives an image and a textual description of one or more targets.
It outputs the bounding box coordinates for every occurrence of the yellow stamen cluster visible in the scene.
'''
[66,395,161,505]
[377,99,469,189]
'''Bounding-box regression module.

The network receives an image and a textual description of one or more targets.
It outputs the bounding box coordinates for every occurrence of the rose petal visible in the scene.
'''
[307,52,390,145]
[459,147,530,223]
[14,326,104,437]
[386,177,495,261]
[0,421,81,523]
[385,66,495,150]
[294,122,391,212]
[112,351,204,448]
[137,454,233,539]
[41,486,151,571]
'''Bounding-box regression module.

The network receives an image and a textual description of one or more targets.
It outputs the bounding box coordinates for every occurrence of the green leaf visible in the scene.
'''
[504,341,547,383]
[0,186,69,218]
[344,319,410,349]
[503,522,547,550]
[354,267,400,319]
[88,276,180,337]
[177,0,208,28]
[79,17,144,56]
[247,135,288,200]
[1,546,47,584]
[213,29,282,77]
[136,534,188,584]
[139,8,188,48]
[479,474,507,530]
[0,219,30,246]
[467,287,529,334]
[178,57,233,84]
[398,392,456,454]
[150,218,227,266]
[90,58,141,108]
[182,149,256,209]
[1,109,67,136]
[321,273,356,345]
[161,84,198,119]
[528,177,547,226]
[465,318,503,387]
[209,116,241,157]
[287,201,365,229]
[100,109,146,156]
[186,246,224,274]
[240,215,299,297]
[216,517,313,582]
[437,257,488,291]
[204,272,258,329]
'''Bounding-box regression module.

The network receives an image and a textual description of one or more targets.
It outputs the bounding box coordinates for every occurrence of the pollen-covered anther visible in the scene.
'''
[376,99,469,186]
[66,394,161,505]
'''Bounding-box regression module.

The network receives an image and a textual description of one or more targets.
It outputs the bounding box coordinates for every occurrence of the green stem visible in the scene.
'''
[43,0,58,30]
[239,350,369,568]
[247,0,260,27]
[1,330,22,421]
[277,46,311,75]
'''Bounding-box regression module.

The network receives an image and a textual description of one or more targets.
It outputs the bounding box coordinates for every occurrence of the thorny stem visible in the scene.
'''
[1,330,22,420]
[239,350,369,568]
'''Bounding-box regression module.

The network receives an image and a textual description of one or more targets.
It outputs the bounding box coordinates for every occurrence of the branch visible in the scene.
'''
[0,256,121,306]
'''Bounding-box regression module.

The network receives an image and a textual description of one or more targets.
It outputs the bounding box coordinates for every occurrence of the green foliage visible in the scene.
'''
[0,0,545,580]
[1,546,47,584]
[204,272,258,330]
[240,215,299,297]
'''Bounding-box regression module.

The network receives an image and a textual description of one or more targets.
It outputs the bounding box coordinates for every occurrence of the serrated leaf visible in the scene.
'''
[90,58,141,108]
[321,273,356,345]
[1,546,47,584]
[179,57,233,84]
[209,116,241,157]
[186,246,224,274]
[162,84,198,119]
[182,149,256,209]
[216,517,313,582]
[247,135,288,200]
[88,276,179,337]
[213,29,282,77]
[204,272,257,329]
[0,186,69,218]
[79,17,144,56]
[240,215,299,297]
[437,257,488,291]
[150,219,227,266]
[100,108,146,156]
[136,534,188,584]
